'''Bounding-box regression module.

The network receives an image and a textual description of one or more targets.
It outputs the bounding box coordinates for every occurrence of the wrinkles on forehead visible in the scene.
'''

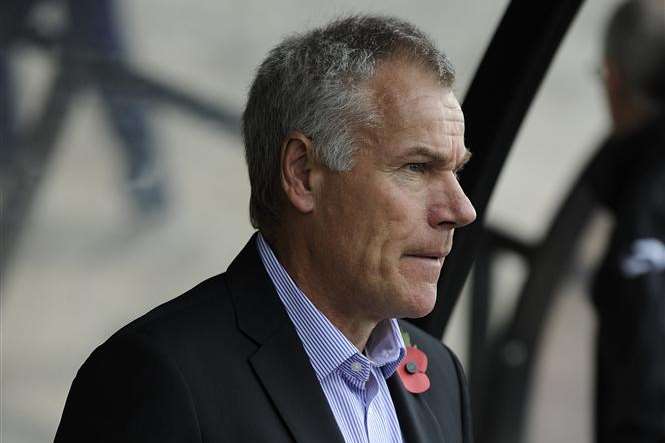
[365,60,462,127]
[350,58,469,171]
[360,89,463,141]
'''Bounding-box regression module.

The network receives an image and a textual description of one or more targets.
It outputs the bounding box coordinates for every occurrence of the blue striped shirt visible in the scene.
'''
[256,234,406,443]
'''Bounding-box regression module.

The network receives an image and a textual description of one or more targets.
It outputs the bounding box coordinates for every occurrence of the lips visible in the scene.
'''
[400,251,447,281]
[403,250,449,261]
[410,254,444,260]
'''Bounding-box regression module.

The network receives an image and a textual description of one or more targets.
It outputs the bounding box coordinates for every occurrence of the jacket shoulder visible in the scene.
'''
[86,271,253,385]
[110,272,237,343]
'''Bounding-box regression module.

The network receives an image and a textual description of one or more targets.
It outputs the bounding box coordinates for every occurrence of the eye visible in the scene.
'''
[406,163,428,173]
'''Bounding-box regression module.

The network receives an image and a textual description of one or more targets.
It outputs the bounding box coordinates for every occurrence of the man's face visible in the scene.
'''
[308,60,476,322]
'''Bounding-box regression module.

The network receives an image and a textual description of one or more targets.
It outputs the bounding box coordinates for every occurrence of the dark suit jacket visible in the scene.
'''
[55,235,473,442]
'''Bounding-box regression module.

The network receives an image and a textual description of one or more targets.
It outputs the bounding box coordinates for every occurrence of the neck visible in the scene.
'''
[268,232,378,351]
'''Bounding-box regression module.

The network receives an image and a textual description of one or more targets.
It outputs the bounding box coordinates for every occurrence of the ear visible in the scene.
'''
[280,131,316,214]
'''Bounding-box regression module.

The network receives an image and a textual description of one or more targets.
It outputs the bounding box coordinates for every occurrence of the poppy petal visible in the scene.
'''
[407,346,428,371]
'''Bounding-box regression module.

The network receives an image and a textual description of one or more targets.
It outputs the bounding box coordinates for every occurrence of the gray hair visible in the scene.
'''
[242,14,455,234]
[604,0,665,107]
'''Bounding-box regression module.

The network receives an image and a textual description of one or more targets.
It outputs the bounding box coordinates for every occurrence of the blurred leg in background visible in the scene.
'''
[2,0,168,216]
[66,0,167,218]
[0,2,34,171]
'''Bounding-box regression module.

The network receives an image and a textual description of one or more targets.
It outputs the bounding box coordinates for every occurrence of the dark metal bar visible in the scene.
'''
[1,32,241,283]
[486,226,535,259]
[411,0,585,338]
[102,63,241,133]
[468,238,492,424]
[476,181,596,443]
[19,28,241,133]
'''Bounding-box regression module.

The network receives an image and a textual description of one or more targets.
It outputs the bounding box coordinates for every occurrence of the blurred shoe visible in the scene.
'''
[127,168,167,220]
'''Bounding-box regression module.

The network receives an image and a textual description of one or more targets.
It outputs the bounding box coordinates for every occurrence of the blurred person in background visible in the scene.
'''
[55,15,477,442]
[0,0,166,217]
[585,0,665,441]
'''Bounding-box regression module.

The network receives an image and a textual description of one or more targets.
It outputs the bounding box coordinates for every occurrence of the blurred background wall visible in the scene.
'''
[1,0,623,441]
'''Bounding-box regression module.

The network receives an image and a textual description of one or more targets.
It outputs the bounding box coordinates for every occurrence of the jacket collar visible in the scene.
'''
[225,234,345,443]
[226,233,288,344]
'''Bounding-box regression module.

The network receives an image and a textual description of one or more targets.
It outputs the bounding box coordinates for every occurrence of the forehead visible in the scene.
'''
[361,60,466,159]
[369,60,458,111]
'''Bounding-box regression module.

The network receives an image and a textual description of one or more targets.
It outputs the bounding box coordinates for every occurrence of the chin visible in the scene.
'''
[398,283,438,319]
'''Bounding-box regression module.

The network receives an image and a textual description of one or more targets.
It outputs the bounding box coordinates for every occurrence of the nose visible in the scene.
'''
[427,174,477,229]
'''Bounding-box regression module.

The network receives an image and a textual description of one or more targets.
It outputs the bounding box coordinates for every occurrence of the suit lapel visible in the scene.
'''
[250,325,345,443]
[226,235,345,443]
[388,373,446,443]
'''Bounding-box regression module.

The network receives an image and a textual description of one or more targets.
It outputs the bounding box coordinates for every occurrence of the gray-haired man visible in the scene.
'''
[56,15,476,443]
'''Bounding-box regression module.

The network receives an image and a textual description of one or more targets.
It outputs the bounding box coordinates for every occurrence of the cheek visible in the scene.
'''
[368,192,420,276]
[317,182,377,266]
[322,175,426,278]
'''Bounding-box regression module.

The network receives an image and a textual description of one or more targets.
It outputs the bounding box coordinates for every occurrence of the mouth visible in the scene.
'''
[400,251,448,281]
[402,251,449,264]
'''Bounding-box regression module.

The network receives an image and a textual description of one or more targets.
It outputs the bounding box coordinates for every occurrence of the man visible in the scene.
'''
[55,15,476,442]
[585,1,665,441]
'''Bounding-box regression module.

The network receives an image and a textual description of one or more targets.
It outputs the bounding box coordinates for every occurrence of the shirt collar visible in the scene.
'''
[256,233,405,382]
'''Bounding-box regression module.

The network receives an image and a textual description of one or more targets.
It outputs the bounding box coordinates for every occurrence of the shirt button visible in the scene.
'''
[351,361,362,372]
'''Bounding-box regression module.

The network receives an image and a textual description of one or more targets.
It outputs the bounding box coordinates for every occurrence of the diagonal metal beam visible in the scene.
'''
[19,28,242,133]
[411,0,585,338]
[1,37,241,286]
[1,65,79,283]
[476,180,596,443]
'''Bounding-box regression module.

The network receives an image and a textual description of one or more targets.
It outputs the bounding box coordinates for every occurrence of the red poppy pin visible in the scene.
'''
[397,331,430,394]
